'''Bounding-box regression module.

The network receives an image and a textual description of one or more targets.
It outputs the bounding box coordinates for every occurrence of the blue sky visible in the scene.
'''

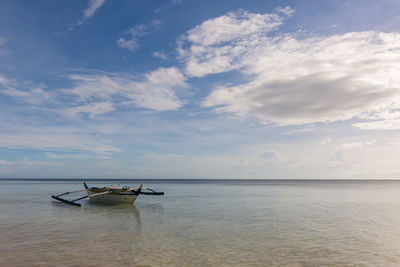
[1,0,400,179]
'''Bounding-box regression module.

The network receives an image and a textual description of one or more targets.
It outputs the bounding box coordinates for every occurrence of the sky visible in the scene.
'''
[1,0,400,179]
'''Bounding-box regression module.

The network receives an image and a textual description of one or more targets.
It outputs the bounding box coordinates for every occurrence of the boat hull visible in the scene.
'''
[88,190,138,204]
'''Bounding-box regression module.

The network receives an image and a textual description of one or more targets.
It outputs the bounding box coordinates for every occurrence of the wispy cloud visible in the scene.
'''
[341,140,376,149]
[178,9,400,127]
[0,74,52,105]
[353,120,400,130]
[63,67,187,114]
[1,84,51,105]
[260,150,284,161]
[0,159,14,165]
[341,142,363,149]
[117,20,162,51]
[1,66,187,119]
[0,126,121,155]
[329,151,348,163]
[274,6,295,17]
[153,51,168,60]
[320,137,332,145]
[44,152,110,160]
[144,153,185,163]
[0,74,12,86]
[69,0,106,30]
[65,102,115,118]
[353,102,400,130]
[83,0,106,19]
[154,0,186,14]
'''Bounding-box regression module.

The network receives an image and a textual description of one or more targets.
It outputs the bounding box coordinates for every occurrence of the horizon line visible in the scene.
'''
[1,178,400,181]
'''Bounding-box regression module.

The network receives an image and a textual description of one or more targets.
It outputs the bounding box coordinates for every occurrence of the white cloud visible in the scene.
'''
[353,120,400,130]
[177,10,284,77]
[353,101,400,129]
[274,6,295,17]
[0,114,126,157]
[285,127,315,135]
[1,67,187,119]
[260,150,284,161]
[340,140,376,149]
[0,128,121,155]
[365,140,376,146]
[0,75,51,105]
[69,0,106,30]
[1,85,51,105]
[64,67,187,113]
[144,153,185,163]
[184,10,281,47]
[178,9,400,126]
[0,159,14,165]
[117,20,162,51]
[341,142,363,149]
[329,151,348,163]
[320,137,332,145]
[83,0,106,19]
[44,152,108,160]
[153,51,167,60]
[0,74,12,86]
[117,38,138,51]
[66,102,115,118]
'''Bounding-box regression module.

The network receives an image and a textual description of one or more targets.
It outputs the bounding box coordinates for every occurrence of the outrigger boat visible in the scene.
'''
[52,182,164,206]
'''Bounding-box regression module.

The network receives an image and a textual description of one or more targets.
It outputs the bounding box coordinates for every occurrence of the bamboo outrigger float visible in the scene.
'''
[51,182,164,206]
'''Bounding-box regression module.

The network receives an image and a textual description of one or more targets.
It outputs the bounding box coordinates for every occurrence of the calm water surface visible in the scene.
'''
[1,179,400,266]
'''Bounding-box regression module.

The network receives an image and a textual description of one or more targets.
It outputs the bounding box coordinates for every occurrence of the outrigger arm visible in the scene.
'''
[51,190,111,207]
[140,187,164,195]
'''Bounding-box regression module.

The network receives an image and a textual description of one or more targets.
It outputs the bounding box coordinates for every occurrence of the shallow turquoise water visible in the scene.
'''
[1,180,400,266]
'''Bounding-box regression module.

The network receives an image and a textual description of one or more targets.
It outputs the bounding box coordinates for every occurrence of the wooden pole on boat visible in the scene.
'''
[86,191,112,198]
[54,189,88,198]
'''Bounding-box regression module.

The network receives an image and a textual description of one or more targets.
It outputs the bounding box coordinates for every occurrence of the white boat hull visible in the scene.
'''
[88,190,138,204]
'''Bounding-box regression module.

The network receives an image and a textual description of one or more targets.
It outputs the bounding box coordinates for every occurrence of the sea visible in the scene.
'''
[1,179,400,266]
